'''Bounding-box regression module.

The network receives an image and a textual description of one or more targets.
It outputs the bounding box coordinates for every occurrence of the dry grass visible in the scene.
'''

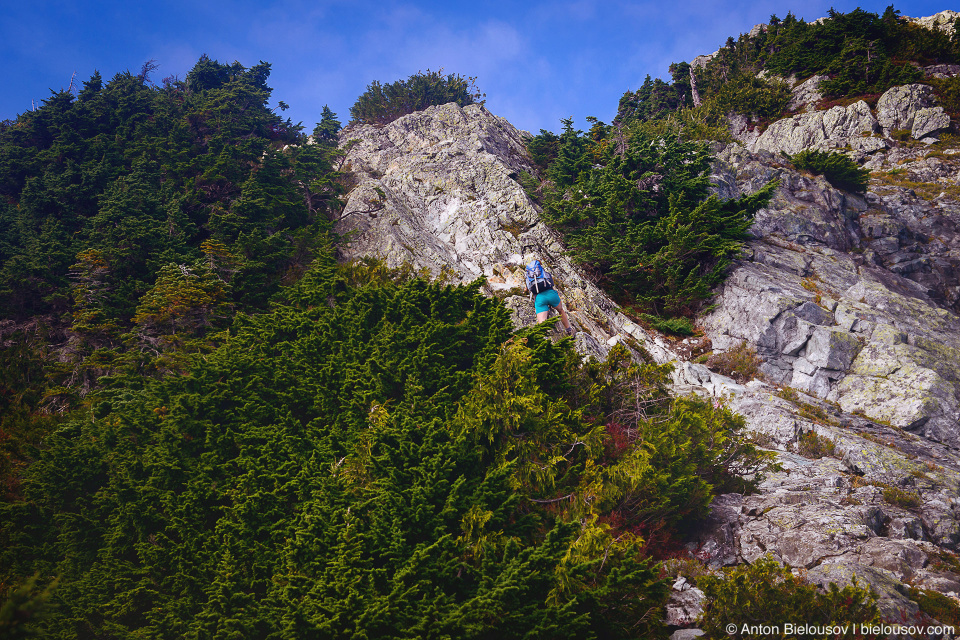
[706,341,763,383]
[870,170,960,201]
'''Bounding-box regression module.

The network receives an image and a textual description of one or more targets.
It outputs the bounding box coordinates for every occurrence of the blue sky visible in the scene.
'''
[1,0,954,134]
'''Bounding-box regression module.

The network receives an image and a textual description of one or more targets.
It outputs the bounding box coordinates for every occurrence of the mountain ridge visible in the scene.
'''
[2,6,960,636]
[331,60,960,628]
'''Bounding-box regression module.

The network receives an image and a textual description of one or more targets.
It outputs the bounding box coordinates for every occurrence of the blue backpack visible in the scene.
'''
[524,260,554,294]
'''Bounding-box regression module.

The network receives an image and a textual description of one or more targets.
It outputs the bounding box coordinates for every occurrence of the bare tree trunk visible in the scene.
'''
[690,67,702,108]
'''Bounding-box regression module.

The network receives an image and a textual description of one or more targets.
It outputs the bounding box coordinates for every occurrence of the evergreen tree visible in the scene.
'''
[2,260,772,638]
[530,123,776,316]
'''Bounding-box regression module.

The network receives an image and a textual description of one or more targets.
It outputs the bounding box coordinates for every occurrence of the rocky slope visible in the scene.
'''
[333,83,960,626]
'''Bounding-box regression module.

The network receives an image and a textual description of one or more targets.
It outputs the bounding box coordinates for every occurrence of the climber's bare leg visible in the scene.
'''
[537,304,572,331]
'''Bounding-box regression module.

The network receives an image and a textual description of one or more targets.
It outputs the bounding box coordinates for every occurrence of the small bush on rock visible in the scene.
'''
[706,341,763,383]
[790,149,870,193]
[641,313,694,336]
[714,74,792,121]
[797,431,838,459]
[349,69,483,125]
[698,556,881,636]
[908,587,960,626]
[882,486,922,511]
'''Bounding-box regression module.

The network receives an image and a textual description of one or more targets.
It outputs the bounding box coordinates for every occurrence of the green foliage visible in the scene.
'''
[0,249,781,637]
[691,7,949,104]
[630,104,734,143]
[0,56,350,469]
[0,574,58,639]
[600,395,770,535]
[791,149,870,193]
[705,341,763,383]
[908,586,960,626]
[930,75,960,117]
[641,314,694,336]
[526,129,560,172]
[796,431,838,459]
[882,486,922,510]
[531,123,776,315]
[132,262,231,348]
[618,6,960,138]
[615,74,687,126]
[2,263,705,638]
[698,556,881,636]
[573,345,775,539]
[0,61,356,567]
[713,74,792,120]
[349,69,483,125]
[0,55,342,323]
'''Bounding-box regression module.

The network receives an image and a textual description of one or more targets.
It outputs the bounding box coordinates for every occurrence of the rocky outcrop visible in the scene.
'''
[909,9,959,35]
[925,64,960,79]
[697,133,960,619]
[748,82,952,157]
[707,142,960,447]
[689,388,960,618]
[335,102,676,364]
[786,74,828,113]
[752,100,879,156]
[875,83,952,141]
[334,98,960,625]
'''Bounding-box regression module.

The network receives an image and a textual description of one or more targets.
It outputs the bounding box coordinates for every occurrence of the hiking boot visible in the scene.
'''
[566,327,576,337]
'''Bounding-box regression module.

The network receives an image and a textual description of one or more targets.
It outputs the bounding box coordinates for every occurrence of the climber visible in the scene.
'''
[524,257,575,336]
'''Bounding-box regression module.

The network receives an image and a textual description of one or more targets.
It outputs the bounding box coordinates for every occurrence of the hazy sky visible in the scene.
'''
[1,0,954,134]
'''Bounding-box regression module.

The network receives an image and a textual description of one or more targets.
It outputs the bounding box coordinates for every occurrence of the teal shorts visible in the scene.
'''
[534,289,561,314]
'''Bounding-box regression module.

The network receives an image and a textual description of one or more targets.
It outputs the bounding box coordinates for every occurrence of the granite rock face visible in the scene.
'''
[705,142,960,449]
[753,100,879,156]
[333,99,960,623]
[335,102,676,363]
[747,82,952,158]
[909,9,959,35]
[786,74,828,113]
[699,135,960,619]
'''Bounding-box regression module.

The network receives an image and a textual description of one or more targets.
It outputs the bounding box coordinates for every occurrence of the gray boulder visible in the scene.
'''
[912,106,951,139]
[876,84,938,132]
[787,75,828,113]
[752,101,878,156]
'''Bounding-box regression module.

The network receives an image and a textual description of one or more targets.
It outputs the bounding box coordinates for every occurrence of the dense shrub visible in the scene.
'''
[349,69,483,125]
[0,56,347,499]
[791,149,870,193]
[0,254,780,637]
[706,341,763,383]
[930,76,960,117]
[641,313,694,336]
[882,486,922,510]
[797,430,838,459]
[714,73,792,120]
[528,123,776,317]
[633,6,960,132]
[698,556,881,636]
[614,65,692,127]
[630,104,734,143]
[908,586,960,626]
[574,345,775,538]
